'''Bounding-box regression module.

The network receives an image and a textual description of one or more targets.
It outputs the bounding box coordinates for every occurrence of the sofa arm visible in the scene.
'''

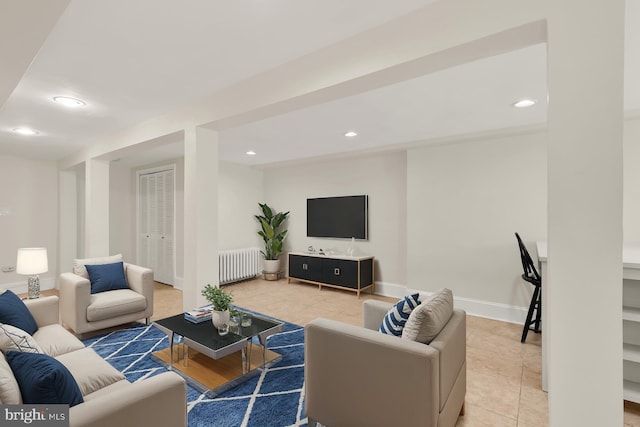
[430,309,466,414]
[362,299,392,330]
[69,372,186,427]
[305,318,439,427]
[24,295,60,327]
[59,272,91,333]
[124,263,153,317]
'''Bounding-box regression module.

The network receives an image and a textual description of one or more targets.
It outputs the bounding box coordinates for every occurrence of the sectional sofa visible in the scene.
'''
[0,294,186,427]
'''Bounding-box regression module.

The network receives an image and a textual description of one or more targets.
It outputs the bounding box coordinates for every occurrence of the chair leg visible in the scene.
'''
[532,288,542,332]
[521,286,540,343]
[145,317,150,325]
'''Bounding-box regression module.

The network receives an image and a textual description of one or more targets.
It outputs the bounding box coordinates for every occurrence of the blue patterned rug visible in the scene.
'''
[82,317,308,427]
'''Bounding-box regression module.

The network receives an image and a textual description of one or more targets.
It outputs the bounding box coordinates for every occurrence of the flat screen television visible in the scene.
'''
[307,195,368,240]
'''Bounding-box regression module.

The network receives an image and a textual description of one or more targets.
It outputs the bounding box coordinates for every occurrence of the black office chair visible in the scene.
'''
[515,232,542,343]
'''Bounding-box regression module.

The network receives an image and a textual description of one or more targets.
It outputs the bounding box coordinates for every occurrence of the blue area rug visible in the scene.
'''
[82,317,308,427]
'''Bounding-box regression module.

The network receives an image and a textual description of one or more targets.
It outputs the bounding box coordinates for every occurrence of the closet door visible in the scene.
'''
[138,168,174,285]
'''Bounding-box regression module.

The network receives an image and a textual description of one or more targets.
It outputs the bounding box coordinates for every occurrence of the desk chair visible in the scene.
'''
[515,232,542,343]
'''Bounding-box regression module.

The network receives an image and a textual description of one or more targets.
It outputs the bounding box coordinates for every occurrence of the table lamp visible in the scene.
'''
[16,247,48,299]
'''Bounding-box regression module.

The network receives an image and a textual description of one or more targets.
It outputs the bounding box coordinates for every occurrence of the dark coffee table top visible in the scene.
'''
[154,309,283,354]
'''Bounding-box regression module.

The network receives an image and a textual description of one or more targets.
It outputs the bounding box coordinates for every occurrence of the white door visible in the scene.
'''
[138,168,175,285]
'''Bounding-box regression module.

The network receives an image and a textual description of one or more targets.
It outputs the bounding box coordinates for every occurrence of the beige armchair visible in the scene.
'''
[60,256,154,335]
[305,299,466,427]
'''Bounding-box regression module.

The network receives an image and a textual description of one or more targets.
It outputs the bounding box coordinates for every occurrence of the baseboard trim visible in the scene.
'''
[374,281,528,325]
[452,295,528,325]
[373,281,407,299]
[0,278,56,295]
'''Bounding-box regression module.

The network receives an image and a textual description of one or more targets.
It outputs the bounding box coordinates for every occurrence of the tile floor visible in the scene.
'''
[150,279,640,426]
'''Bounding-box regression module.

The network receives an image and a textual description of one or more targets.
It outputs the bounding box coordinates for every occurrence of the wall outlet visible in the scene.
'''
[1,266,15,273]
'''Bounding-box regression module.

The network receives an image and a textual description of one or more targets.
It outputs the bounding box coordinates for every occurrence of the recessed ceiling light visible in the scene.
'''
[12,127,39,136]
[344,131,358,137]
[512,99,537,108]
[246,150,257,156]
[53,96,86,108]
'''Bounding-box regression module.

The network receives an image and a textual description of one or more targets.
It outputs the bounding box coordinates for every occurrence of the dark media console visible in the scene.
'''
[287,252,374,297]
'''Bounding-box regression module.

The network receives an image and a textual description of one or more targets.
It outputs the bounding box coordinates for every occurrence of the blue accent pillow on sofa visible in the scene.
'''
[379,293,421,336]
[0,290,38,335]
[6,351,84,407]
[85,262,129,294]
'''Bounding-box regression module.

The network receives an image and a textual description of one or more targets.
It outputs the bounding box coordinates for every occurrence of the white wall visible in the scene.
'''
[109,162,135,262]
[625,115,640,241]
[218,162,264,251]
[407,129,547,315]
[0,156,58,290]
[111,159,262,285]
[263,151,407,287]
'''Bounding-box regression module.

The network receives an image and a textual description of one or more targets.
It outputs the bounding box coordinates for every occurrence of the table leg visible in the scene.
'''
[258,335,267,366]
[241,346,247,373]
[169,332,174,370]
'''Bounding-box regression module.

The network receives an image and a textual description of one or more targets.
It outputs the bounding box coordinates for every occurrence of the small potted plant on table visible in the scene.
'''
[201,284,233,328]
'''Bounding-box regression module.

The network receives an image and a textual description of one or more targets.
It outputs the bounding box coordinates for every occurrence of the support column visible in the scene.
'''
[84,159,110,257]
[183,126,219,311]
[546,1,624,425]
[58,169,77,281]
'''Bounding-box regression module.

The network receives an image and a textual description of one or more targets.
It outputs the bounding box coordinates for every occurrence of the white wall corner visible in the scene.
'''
[172,276,184,290]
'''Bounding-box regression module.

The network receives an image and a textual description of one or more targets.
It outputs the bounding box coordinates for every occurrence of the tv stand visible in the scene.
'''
[287,252,374,297]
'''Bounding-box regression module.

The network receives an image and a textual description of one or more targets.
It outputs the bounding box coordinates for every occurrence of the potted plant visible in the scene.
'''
[255,203,290,276]
[201,283,233,328]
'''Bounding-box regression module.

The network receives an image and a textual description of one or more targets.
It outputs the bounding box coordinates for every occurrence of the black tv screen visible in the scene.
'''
[307,195,368,240]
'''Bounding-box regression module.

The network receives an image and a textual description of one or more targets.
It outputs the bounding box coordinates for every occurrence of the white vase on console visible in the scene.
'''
[211,309,230,328]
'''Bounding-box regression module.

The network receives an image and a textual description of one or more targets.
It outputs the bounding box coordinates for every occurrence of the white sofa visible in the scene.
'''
[0,296,186,427]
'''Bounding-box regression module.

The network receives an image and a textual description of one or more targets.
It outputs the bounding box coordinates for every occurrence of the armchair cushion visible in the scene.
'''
[73,254,123,280]
[0,324,42,354]
[86,289,147,322]
[403,288,454,344]
[86,262,129,294]
[0,290,38,335]
[6,351,84,407]
[378,293,421,336]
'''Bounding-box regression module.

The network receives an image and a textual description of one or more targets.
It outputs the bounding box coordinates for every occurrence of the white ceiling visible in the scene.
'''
[1,0,639,168]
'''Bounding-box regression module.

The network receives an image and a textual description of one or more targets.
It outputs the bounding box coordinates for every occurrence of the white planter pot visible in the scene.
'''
[211,309,230,328]
[263,259,280,274]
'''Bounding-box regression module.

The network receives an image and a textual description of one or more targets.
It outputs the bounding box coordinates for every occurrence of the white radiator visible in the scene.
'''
[219,247,261,285]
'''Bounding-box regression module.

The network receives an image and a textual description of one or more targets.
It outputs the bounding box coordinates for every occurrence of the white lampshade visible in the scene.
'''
[16,248,48,275]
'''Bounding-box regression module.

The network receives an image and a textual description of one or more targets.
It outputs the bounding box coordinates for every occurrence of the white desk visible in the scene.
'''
[536,241,640,401]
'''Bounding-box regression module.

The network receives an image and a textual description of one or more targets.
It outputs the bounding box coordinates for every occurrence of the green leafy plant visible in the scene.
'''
[201,284,233,311]
[255,203,290,260]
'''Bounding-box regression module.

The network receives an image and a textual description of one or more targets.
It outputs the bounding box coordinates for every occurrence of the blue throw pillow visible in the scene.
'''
[6,350,83,407]
[85,262,129,294]
[379,293,421,336]
[0,290,38,335]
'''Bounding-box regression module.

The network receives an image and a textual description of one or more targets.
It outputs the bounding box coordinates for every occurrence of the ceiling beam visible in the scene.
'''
[0,0,69,109]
